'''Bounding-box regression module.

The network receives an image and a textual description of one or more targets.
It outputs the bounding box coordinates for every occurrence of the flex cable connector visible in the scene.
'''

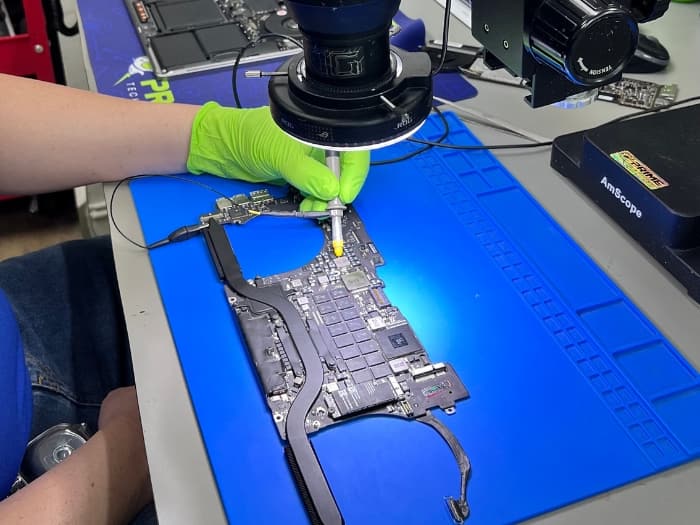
[324,150,345,257]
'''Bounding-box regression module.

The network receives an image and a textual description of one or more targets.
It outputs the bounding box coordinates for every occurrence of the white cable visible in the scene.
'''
[433,96,552,143]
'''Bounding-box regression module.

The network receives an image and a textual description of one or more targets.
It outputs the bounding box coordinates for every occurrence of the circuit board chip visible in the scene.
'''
[330,381,397,418]
[378,325,423,359]
[341,270,371,291]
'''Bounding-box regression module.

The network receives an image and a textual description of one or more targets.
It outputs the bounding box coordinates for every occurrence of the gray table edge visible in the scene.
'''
[76,8,227,525]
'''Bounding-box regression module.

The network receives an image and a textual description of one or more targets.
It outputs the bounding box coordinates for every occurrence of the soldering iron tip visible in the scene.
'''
[332,240,344,257]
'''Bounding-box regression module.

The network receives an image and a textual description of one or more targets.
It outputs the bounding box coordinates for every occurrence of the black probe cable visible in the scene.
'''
[371,105,451,166]
[231,33,302,109]
[601,94,700,126]
[373,105,551,166]
[108,174,239,250]
[431,0,453,76]
[407,137,554,150]
[109,174,330,251]
[407,95,700,154]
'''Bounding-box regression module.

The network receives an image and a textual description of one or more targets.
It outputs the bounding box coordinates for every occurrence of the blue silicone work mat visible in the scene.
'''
[129,113,700,524]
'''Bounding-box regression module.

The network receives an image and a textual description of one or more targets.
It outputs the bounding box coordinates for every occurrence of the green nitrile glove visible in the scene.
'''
[187,102,370,210]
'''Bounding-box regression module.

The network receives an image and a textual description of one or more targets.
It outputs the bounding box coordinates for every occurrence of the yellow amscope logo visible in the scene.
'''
[610,150,669,190]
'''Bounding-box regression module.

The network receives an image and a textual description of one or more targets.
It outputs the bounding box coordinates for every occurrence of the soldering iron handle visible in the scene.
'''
[325,150,341,182]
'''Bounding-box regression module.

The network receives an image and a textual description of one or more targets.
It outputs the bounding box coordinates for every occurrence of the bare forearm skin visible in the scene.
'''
[0,420,152,525]
[0,74,200,194]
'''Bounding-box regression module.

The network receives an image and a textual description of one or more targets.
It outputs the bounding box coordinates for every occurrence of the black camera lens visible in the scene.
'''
[528,0,639,86]
[285,0,400,87]
[471,0,669,106]
[620,0,670,22]
[269,0,433,149]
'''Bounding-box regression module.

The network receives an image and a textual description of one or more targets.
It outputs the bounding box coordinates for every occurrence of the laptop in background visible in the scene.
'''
[124,0,301,78]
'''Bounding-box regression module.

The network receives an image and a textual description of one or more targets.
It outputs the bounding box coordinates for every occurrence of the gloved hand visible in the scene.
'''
[187,102,370,211]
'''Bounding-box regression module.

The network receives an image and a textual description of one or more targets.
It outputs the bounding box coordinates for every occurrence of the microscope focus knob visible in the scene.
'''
[528,0,639,86]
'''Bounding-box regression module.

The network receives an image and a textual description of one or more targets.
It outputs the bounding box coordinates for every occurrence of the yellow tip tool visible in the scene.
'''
[325,150,345,258]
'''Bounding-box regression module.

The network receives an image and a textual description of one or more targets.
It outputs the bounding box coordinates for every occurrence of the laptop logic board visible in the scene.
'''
[202,190,471,524]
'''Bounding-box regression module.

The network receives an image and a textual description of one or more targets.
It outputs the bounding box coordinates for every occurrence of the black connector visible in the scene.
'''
[422,41,480,72]
[148,223,210,249]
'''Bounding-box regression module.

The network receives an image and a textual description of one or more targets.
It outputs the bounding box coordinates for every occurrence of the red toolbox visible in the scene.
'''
[1,0,57,201]
[0,0,55,82]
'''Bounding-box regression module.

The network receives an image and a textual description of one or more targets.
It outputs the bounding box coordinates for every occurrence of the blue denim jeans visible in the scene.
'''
[0,237,157,525]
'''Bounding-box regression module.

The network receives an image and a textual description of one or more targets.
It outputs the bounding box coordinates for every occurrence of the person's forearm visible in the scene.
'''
[0,74,200,194]
[0,422,152,525]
